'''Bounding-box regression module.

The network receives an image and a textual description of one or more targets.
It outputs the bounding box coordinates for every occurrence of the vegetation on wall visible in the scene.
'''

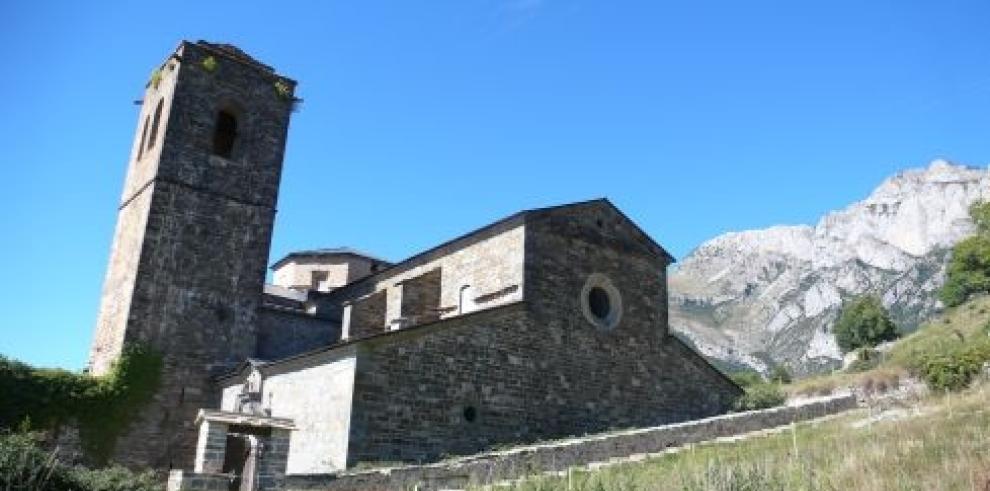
[148,68,162,90]
[274,79,292,100]
[834,295,899,353]
[0,344,163,464]
[200,55,218,73]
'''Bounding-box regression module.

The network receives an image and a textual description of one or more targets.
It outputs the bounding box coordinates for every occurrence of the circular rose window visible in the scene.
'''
[580,274,622,330]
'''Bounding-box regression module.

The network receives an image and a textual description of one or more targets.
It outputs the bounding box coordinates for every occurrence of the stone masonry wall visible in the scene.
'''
[398,268,442,323]
[379,223,524,324]
[311,220,525,332]
[346,305,532,465]
[523,202,740,422]
[344,291,387,338]
[341,202,740,467]
[89,187,152,374]
[273,260,355,291]
[256,307,341,360]
[169,426,293,491]
[89,41,296,469]
[193,419,227,473]
[257,428,292,490]
[89,40,183,375]
[219,347,359,474]
[286,394,857,491]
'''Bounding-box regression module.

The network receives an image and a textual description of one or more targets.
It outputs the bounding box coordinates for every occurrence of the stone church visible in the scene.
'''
[87,41,740,488]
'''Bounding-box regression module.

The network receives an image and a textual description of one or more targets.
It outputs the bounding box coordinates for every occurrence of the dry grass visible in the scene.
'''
[885,295,990,371]
[786,366,907,399]
[494,383,990,491]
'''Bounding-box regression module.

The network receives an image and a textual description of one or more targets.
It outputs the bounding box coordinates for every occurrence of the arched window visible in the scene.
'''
[212,110,237,159]
[137,116,150,161]
[146,99,164,151]
[588,287,611,321]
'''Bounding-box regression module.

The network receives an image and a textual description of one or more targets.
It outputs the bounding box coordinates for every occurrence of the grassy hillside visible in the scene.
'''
[788,294,990,398]
[494,296,990,491]
[496,385,990,490]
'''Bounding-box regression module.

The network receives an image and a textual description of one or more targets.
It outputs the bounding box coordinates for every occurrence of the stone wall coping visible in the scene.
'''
[260,302,340,322]
[264,283,309,301]
[196,409,297,430]
[335,393,855,478]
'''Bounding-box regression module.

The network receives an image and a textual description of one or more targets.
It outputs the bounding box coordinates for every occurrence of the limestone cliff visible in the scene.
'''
[670,160,990,375]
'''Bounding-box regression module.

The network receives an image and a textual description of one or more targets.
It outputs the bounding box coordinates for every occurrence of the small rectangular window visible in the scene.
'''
[213,110,237,158]
[311,271,329,291]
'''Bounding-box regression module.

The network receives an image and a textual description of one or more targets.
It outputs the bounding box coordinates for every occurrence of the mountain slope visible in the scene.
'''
[670,160,990,375]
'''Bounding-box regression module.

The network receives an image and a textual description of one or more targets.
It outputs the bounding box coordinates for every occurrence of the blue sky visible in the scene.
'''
[2,1,989,369]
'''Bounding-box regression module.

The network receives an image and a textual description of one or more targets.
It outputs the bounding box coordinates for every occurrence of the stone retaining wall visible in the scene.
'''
[285,394,857,491]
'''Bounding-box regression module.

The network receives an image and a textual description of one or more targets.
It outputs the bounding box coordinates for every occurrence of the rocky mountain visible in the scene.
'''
[669,160,990,375]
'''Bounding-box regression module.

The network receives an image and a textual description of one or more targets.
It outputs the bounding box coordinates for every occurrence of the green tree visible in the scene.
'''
[968,200,990,234]
[939,201,990,307]
[940,234,990,307]
[834,296,898,353]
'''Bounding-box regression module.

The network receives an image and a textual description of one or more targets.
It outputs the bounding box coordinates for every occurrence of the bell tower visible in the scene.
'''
[89,41,295,467]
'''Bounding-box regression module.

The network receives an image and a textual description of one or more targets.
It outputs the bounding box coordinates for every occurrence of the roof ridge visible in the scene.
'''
[194,40,275,73]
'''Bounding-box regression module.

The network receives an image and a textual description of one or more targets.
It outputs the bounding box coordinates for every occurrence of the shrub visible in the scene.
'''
[918,340,990,392]
[0,345,162,463]
[0,431,161,491]
[846,348,881,373]
[768,365,792,384]
[69,465,161,491]
[0,431,74,490]
[733,383,786,411]
[729,371,763,388]
[834,296,898,353]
